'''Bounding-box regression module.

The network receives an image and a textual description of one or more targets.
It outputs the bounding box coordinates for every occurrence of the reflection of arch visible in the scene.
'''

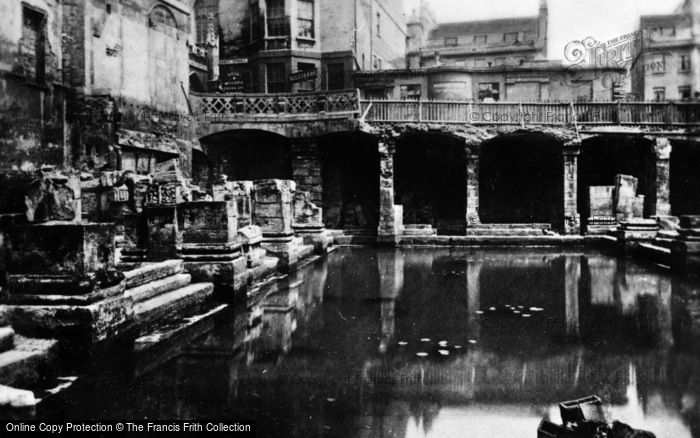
[200,129,292,185]
[479,133,564,229]
[578,135,655,228]
[149,4,178,29]
[317,132,379,229]
[395,132,467,234]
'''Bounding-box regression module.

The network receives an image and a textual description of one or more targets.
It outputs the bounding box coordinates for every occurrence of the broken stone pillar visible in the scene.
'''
[377,137,403,245]
[671,216,700,274]
[466,145,481,227]
[613,174,639,221]
[254,179,313,268]
[653,215,680,248]
[144,205,180,262]
[292,191,329,254]
[178,201,247,297]
[652,137,672,217]
[232,181,255,227]
[563,142,581,234]
[291,139,323,206]
[24,167,81,224]
[586,186,616,235]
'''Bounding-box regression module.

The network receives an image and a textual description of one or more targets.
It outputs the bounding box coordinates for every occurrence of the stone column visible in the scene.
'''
[652,137,672,217]
[563,142,581,235]
[290,138,323,207]
[466,145,481,227]
[378,136,403,245]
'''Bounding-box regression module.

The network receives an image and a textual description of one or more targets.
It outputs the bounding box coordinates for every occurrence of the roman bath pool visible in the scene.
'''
[38,248,700,438]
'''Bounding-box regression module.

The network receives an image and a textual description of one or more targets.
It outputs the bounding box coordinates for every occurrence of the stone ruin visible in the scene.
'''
[24,166,81,224]
[587,174,648,235]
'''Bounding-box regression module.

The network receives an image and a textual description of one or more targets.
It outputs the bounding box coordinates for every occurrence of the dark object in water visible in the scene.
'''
[538,396,656,438]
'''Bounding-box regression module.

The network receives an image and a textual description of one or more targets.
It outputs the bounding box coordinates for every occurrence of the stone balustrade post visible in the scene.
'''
[377,136,402,245]
[652,137,672,217]
[466,144,481,229]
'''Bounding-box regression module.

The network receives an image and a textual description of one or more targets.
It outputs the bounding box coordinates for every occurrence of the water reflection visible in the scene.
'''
[44,248,700,438]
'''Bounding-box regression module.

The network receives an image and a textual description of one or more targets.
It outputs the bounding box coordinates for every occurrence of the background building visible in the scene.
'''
[192,0,407,94]
[631,0,700,101]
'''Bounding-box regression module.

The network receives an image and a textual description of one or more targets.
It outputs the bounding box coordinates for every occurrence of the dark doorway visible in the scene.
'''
[318,133,380,230]
[578,136,655,229]
[395,133,467,235]
[671,140,700,216]
[480,134,563,229]
[201,130,292,185]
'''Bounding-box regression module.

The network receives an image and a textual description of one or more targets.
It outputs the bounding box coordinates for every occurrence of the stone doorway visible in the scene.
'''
[394,133,467,235]
[479,134,564,230]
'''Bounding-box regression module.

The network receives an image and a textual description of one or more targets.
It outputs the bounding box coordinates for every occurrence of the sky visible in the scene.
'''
[403,0,682,61]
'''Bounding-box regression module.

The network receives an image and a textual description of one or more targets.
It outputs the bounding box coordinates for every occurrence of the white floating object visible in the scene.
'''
[489,307,496,311]
[518,306,524,309]
[522,314,531,318]
[475,310,484,314]
[468,340,477,344]
[438,349,449,356]
[416,352,428,357]
[530,307,544,312]
[454,345,462,349]
[513,310,521,314]
[397,341,408,346]
[438,340,448,346]
[327,398,336,402]
[420,338,431,342]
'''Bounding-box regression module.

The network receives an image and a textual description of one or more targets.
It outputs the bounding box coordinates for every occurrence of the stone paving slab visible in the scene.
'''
[123,260,184,289]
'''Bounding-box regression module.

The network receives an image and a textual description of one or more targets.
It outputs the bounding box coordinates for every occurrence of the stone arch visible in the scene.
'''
[199,129,293,186]
[479,131,565,230]
[394,131,468,234]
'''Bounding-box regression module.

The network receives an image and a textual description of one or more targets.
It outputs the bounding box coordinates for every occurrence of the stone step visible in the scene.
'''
[0,327,15,353]
[125,273,192,304]
[466,228,547,236]
[0,335,58,390]
[134,283,214,331]
[468,223,552,230]
[333,235,377,245]
[123,260,184,289]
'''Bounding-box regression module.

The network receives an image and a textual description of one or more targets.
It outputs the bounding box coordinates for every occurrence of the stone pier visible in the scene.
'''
[290,139,323,206]
[563,142,581,235]
[254,179,313,268]
[651,137,672,217]
[466,144,481,227]
[377,137,403,245]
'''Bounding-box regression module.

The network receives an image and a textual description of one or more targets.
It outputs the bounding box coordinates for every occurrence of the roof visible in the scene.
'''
[639,13,688,28]
[427,16,539,41]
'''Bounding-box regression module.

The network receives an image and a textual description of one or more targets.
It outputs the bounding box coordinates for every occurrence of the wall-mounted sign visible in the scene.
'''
[220,58,248,66]
[221,71,245,92]
[289,69,317,84]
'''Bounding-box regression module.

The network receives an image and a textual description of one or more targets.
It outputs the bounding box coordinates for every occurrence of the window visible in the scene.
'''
[267,0,287,37]
[372,55,382,70]
[679,86,691,100]
[22,6,46,83]
[266,63,286,93]
[195,0,218,46]
[327,63,345,90]
[444,37,458,46]
[474,34,487,44]
[149,5,177,29]
[366,88,386,100]
[400,84,421,100]
[297,0,314,39]
[376,12,381,37]
[478,83,500,101]
[680,54,691,71]
[653,87,666,102]
[504,32,518,43]
[296,62,316,91]
[523,30,536,41]
[474,58,487,68]
[658,26,676,37]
